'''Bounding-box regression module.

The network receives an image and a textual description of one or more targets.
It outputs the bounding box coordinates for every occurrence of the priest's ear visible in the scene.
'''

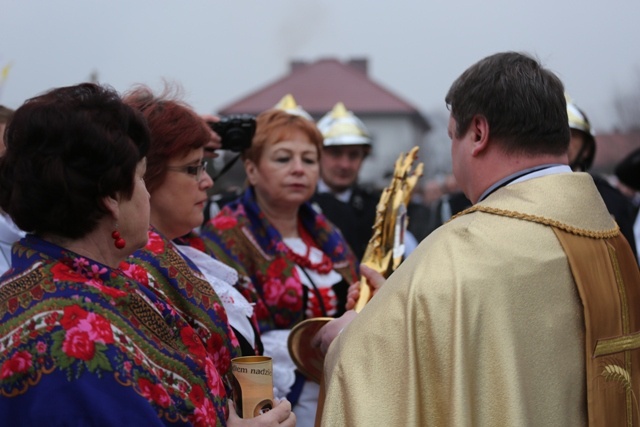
[470,115,490,156]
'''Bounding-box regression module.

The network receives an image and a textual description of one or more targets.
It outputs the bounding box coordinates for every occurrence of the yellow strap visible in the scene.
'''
[553,229,640,426]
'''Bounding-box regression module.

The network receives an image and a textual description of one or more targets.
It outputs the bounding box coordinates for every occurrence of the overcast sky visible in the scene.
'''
[1,0,639,133]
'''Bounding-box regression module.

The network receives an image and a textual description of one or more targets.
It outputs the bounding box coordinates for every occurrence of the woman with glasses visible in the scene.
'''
[122,85,295,426]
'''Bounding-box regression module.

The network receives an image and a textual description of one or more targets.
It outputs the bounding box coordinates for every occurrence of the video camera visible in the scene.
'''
[209,114,256,152]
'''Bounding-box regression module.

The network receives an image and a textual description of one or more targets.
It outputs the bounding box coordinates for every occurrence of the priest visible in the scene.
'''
[320,51,640,426]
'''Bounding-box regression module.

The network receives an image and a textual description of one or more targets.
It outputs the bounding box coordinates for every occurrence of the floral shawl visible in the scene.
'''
[199,187,359,333]
[125,227,241,390]
[175,231,263,357]
[0,235,228,426]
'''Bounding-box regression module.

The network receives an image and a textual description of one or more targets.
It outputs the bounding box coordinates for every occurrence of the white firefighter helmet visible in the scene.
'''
[566,94,596,171]
[317,102,372,147]
[566,94,595,136]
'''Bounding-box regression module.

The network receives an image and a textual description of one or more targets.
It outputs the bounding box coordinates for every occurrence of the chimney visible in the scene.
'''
[347,58,368,75]
[290,60,308,72]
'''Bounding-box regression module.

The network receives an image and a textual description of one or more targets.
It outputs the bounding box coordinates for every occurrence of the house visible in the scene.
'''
[593,131,640,174]
[214,58,431,189]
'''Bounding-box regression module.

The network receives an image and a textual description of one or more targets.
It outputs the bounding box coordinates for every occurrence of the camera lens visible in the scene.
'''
[223,128,252,152]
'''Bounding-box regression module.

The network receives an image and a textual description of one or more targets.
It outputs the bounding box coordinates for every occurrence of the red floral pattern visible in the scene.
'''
[138,377,172,408]
[145,232,165,254]
[211,215,237,231]
[0,235,227,425]
[51,262,87,283]
[0,351,32,379]
[200,187,359,333]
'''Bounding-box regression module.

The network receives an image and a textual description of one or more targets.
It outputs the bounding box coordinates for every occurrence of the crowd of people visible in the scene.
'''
[1,50,640,426]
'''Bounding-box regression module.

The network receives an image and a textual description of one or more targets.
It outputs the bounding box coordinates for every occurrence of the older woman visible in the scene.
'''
[200,108,359,427]
[0,83,227,425]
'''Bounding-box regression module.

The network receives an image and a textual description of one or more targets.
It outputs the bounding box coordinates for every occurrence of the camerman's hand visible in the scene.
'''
[201,114,220,126]
[201,114,222,158]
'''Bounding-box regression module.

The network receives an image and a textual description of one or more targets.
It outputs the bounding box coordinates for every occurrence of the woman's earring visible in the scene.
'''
[112,230,126,249]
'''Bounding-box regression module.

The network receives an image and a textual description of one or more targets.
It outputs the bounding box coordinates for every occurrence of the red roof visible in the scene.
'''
[594,131,640,172]
[217,58,429,130]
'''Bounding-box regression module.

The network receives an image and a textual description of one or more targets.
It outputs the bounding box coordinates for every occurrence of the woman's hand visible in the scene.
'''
[227,398,296,427]
[311,310,358,355]
[345,264,386,310]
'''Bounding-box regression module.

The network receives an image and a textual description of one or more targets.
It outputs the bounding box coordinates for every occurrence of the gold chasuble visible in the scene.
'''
[320,172,640,426]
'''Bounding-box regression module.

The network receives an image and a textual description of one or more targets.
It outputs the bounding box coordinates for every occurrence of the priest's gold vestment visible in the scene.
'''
[321,172,640,426]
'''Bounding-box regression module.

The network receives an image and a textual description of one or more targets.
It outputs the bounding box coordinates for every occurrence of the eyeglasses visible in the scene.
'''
[166,160,209,181]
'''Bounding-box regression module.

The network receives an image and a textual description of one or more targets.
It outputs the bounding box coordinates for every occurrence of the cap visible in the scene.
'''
[317,102,372,147]
[273,94,313,121]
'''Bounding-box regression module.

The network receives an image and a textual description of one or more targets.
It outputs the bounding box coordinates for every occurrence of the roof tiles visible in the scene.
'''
[218,58,428,128]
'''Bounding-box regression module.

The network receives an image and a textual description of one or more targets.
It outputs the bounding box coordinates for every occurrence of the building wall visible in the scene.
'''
[421,109,454,181]
[358,115,428,189]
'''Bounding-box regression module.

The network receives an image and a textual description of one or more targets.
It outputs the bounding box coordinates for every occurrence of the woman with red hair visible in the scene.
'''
[200,107,358,427]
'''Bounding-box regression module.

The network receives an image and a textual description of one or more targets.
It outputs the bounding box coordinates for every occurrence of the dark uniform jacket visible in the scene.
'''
[593,174,638,260]
[312,186,379,261]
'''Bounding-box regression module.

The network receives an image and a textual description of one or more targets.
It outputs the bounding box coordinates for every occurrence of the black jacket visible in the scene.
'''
[312,187,379,260]
[592,174,638,260]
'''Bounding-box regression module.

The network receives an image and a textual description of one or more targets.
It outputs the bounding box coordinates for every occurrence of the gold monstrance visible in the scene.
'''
[288,147,424,383]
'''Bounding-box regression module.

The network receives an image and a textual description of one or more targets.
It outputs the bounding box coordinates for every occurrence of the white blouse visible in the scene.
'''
[174,243,256,348]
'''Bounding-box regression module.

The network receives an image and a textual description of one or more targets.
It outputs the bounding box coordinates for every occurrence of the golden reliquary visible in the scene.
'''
[288,146,424,383]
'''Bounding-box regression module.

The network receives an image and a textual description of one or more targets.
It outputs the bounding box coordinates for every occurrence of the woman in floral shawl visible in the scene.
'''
[0,83,228,426]
[200,107,359,427]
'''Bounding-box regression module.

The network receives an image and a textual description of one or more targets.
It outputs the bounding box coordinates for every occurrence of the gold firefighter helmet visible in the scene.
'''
[273,94,313,121]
